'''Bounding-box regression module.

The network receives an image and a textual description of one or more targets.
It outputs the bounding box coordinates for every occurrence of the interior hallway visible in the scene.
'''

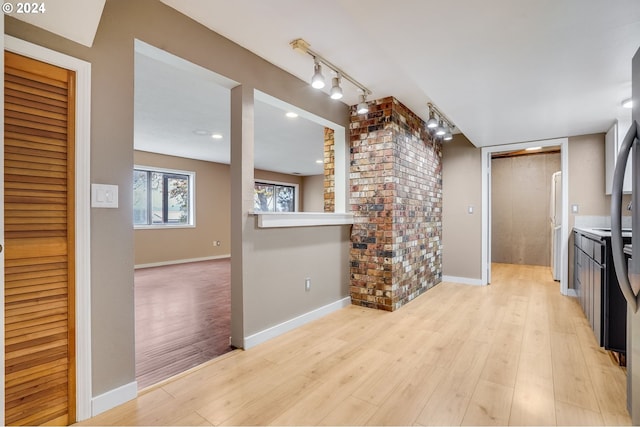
[83,263,630,426]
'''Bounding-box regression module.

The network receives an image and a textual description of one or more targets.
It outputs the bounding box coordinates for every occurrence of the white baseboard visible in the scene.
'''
[566,288,578,297]
[92,381,137,417]
[243,297,352,349]
[135,254,230,269]
[442,275,485,286]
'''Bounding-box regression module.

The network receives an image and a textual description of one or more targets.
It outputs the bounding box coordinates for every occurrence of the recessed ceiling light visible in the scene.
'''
[315,159,323,164]
[211,133,223,139]
[525,146,542,151]
[193,129,209,136]
[286,112,298,118]
[622,98,633,109]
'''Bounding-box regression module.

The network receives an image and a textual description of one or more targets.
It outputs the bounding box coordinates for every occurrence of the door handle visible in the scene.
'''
[611,120,640,313]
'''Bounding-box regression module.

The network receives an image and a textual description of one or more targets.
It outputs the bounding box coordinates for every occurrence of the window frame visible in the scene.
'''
[253,179,299,213]
[133,165,196,229]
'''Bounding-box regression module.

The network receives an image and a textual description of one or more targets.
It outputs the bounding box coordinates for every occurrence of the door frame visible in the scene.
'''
[481,138,570,295]
[2,35,93,422]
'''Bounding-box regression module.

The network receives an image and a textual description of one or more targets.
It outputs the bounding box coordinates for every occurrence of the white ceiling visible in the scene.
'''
[134,41,326,176]
[11,0,640,149]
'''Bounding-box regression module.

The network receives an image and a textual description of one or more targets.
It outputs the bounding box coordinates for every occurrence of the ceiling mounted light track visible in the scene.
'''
[291,38,372,114]
[427,102,455,142]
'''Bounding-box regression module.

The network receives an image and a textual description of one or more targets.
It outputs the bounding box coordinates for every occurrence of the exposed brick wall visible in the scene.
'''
[350,97,442,311]
[323,127,335,212]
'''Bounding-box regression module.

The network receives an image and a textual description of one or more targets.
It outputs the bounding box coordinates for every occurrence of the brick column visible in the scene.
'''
[350,97,442,311]
[323,127,335,212]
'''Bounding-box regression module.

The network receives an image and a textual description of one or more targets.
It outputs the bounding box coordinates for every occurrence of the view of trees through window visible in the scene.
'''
[254,182,295,212]
[134,168,192,226]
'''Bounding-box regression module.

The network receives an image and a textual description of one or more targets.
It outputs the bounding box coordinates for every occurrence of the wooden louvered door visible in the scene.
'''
[4,51,76,426]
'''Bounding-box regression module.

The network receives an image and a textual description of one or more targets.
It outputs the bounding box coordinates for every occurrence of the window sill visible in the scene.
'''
[134,224,196,230]
[251,212,354,228]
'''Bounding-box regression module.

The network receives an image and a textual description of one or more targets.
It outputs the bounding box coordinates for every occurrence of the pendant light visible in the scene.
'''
[311,59,325,89]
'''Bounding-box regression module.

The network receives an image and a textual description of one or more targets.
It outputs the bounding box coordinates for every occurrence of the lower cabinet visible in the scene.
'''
[573,229,629,354]
[574,231,604,346]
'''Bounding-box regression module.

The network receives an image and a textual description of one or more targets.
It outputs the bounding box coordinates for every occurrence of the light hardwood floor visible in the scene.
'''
[78,263,631,426]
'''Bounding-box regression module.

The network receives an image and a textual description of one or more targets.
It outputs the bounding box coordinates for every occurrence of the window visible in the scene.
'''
[134,166,195,227]
[254,181,297,212]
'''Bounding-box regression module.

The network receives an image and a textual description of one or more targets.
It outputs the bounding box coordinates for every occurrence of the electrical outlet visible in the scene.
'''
[305,277,311,292]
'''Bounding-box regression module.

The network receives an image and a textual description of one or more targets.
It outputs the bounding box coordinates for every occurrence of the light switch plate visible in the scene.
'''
[92,183,119,208]
[571,204,579,214]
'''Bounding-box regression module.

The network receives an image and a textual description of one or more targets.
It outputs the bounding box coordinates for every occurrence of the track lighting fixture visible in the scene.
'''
[426,109,438,129]
[330,75,343,100]
[426,102,455,141]
[311,59,325,89]
[356,93,369,114]
[291,38,372,113]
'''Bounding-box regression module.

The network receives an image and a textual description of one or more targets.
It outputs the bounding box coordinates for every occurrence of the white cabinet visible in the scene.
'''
[605,121,632,195]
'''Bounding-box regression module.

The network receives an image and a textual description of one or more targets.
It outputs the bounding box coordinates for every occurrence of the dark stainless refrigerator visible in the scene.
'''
[612,46,640,425]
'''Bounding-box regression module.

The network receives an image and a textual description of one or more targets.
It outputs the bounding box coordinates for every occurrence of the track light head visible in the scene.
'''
[311,60,325,89]
[435,120,446,136]
[330,76,343,100]
[443,128,453,141]
[426,116,438,129]
[357,93,369,114]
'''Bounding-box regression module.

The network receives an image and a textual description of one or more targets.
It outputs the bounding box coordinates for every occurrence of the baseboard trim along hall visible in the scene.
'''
[91,381,138,417]
[243,297,352,350]
[442,275,484,286]
[134,254,231,269]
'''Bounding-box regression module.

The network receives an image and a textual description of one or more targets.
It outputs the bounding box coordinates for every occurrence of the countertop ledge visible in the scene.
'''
[574,226,632,239]
[251,212,354,228]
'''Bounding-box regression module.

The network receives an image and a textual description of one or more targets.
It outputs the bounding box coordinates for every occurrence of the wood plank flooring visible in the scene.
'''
[135,259,232,389]
[82,263,631,426]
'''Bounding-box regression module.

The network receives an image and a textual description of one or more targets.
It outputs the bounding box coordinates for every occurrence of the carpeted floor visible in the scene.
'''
[134,258,232,389]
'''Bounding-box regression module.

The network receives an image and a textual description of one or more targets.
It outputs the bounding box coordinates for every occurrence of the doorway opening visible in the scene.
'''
[133,40,237,389]
[491,147,561,277]
[481,138,569,294]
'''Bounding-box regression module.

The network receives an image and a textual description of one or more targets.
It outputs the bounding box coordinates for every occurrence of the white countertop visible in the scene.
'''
[574,226,632,239]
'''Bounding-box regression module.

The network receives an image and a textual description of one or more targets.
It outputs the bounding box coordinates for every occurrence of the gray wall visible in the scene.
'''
[442,134,483,280]
[491,153,561,266]
[567,133,632,287]
[244,221,350,336]
[6,0,349,397]
[302,175,324,212]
